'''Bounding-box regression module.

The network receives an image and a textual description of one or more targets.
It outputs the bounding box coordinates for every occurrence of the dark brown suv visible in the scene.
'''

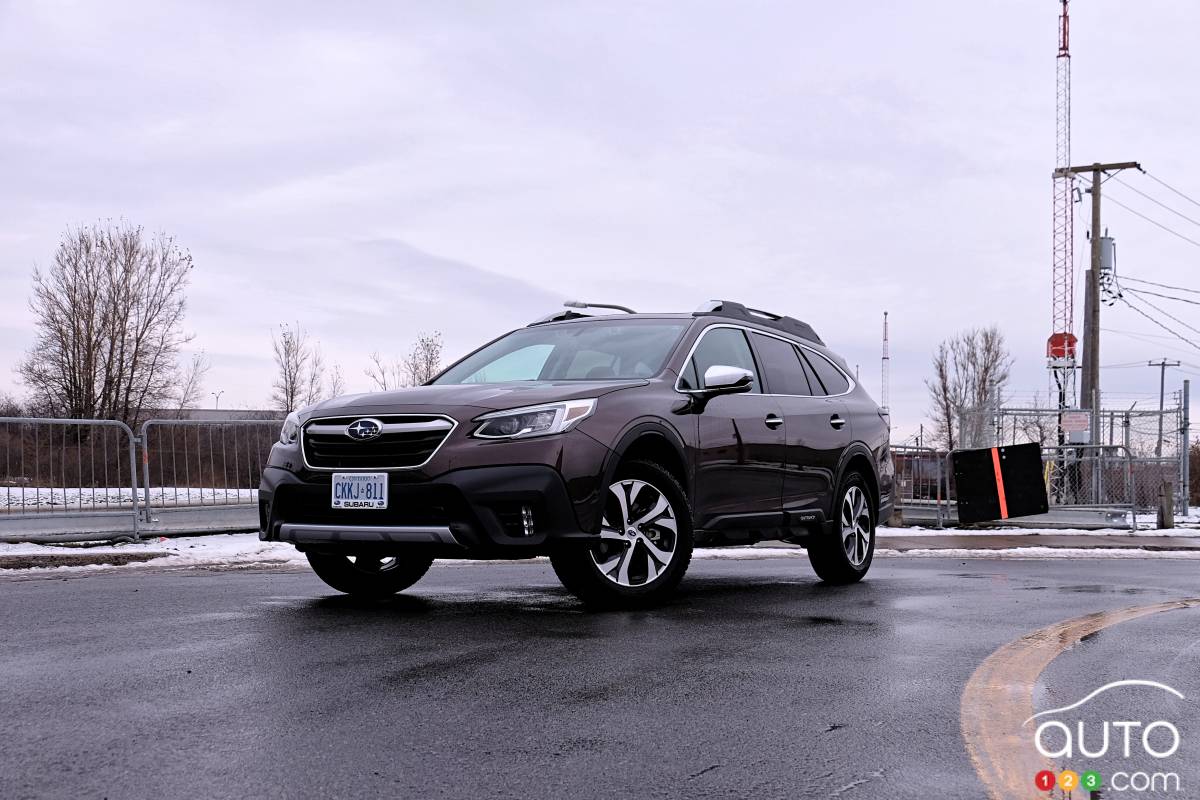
[259,300,893,607]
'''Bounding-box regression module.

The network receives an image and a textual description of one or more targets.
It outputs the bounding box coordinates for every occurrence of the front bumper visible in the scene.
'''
[259,464,597,557]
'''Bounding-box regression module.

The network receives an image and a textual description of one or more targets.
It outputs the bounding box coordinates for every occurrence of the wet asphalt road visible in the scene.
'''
[1,557,1198,800]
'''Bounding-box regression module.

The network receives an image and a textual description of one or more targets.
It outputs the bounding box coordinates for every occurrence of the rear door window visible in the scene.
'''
[750,333,813,395]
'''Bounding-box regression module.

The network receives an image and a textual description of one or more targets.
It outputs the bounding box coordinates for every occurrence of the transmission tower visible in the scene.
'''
[1047,0,1077,413]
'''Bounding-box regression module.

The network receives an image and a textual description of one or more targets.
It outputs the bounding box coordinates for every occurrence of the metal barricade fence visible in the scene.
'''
[891,446,948,527]
[0,417,141,537]
[139,419,283,522]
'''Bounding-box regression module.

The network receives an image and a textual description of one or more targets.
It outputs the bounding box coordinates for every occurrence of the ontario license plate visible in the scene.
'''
[331,473,388,509]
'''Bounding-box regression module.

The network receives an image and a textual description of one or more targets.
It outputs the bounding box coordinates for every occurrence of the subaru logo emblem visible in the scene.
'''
[345,418,383,441]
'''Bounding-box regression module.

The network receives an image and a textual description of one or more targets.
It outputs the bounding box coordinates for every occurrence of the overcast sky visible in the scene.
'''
[2,0,1199,437]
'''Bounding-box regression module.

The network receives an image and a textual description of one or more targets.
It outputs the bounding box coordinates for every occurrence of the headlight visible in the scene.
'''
[279,411,301,445]
[472,399,596,440]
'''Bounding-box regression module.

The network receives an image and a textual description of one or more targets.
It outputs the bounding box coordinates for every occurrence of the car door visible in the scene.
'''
[680,326,786,527]
[791,345,855,513]
[747,331,852,518]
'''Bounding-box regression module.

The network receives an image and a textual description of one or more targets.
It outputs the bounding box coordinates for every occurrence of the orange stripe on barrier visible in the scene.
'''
[991,447,1009,520]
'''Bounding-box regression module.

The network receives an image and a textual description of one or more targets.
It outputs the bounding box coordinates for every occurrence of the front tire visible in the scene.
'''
[306,552,434,598]
[550,460,693,608]
[807,471,875,585]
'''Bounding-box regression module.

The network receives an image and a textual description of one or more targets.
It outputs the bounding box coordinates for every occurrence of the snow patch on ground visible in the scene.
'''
[0,487,256,511]
[2,532,1195,576]
[876,525,1193,538]
[875,547,1200,560]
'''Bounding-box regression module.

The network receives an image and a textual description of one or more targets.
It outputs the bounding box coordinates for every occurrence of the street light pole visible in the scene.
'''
[212,390,225,410]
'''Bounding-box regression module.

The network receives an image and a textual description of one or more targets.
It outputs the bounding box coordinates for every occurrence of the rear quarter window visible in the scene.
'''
[801,349,851,395]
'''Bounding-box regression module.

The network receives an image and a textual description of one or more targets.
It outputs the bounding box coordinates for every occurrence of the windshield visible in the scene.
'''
[434,319,688,384]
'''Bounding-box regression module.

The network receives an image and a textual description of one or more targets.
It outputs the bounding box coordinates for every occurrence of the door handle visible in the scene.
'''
[829,415,846,430]
[764,414,784,429]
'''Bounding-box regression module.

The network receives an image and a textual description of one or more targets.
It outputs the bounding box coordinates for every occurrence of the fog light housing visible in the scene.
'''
[521,505,535,537]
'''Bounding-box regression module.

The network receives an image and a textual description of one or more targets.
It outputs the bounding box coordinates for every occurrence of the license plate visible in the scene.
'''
[331,473,388,510]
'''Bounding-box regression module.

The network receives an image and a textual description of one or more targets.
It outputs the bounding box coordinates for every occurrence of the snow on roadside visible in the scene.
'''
[3,532,1198,577]
[0,487,257,511]
[876,525,1196,538]
[874,547,1200,560]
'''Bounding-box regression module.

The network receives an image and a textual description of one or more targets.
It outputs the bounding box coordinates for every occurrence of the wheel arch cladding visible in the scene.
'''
[840,448,879,520]
[608,425,689,497]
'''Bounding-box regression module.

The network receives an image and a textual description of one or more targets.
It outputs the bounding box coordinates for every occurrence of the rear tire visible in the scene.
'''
[807,471,875,585]
[550,460,693,609]
[306,552,434,598]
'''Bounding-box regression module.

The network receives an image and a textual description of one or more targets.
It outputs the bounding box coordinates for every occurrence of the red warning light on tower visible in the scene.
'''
[1047,332,1077,360]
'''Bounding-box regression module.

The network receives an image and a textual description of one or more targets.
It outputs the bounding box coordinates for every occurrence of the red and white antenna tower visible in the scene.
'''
[881,311,890,414]
[1047,0,1077,410]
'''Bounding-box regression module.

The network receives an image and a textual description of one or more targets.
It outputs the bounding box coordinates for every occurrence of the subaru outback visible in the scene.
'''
[259,300,893,607]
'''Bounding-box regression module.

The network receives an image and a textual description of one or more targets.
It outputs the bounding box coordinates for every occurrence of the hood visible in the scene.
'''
[299,380,647,420]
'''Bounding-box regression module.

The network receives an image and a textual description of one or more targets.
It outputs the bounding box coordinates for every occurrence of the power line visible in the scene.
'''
[1123,286,1200,307]
[1121,275,1200,296]
[1104,327,1200,363]
[1142,169,1200,211]
[1106,193,1200,248]
[1121,289,1200,338]
[1115,294,1200,353]
[1112,175,1200,227]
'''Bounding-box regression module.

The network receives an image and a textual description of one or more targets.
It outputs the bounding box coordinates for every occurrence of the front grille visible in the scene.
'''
[302,414,455,470]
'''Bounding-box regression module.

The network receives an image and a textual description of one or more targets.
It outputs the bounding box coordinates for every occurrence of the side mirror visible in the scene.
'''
[702,365,754,395]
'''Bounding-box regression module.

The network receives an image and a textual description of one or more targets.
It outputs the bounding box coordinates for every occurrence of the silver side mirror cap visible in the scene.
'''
[702,365,754,394]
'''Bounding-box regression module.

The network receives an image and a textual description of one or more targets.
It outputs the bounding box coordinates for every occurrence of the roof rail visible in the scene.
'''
[693,300,823,345]
[528,301,637,326]
[527,309,591,326]
[564,301,636,314]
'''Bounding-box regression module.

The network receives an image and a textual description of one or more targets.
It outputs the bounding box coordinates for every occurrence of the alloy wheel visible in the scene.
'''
[841,485,872,567]
[590,478,678,587]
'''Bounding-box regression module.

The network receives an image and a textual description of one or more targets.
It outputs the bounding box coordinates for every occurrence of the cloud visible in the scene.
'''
[1,0,1198,433]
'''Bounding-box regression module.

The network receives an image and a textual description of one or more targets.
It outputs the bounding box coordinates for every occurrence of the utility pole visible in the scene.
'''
[1149,359,1180,456]
[1057,161,1140,413]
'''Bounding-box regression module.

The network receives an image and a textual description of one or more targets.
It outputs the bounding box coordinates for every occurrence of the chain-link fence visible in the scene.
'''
[892,442,1179,529]
[958,405,1187,515]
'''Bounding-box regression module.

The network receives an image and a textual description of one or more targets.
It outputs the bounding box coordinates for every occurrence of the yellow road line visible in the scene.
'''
[960,597,1200,799]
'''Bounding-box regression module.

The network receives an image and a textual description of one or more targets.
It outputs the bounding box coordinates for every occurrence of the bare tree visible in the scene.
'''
[271,323,309,412]
[403,332,444,385]
[327,364,346,399]
[366,332,444,391]
[925,326,1012,450]
[174,352,211,416]
[365,352,405,391]
[271,324,341,411]
[17,221,195,426]
[0,393,25,418]
[303,343,327,407]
